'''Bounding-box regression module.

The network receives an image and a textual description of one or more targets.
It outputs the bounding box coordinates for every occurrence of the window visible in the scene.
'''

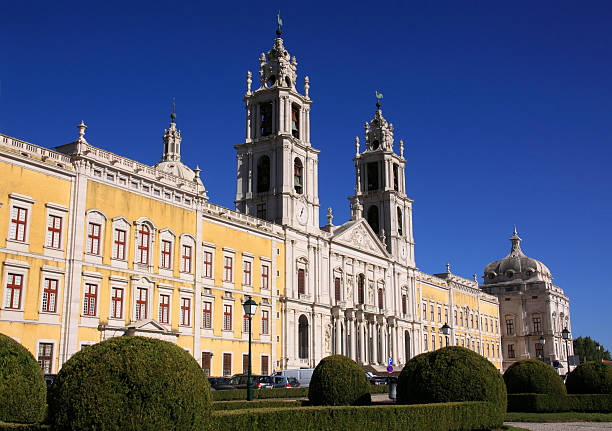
[445,308,449,324]
[41,279,58,313]
[159,294,170,324]
[378,288,384,310]
[535,342,544,357]
[402,294,407,314]
[223,353,232,377]
[437,306,442,323]
[181,245,192,273]
[261,355,269,375]
[161,240,172,269]
[223,257,233,282]
[532,315,542,333]
[294,158,303,194]
[5,274,23,309]
[487,343,491,358]
[297,268,305,295]
[137,225,150,264]
[508,344,516,359]
[430,304,434,321]
[257,156,271,193]
[298,315,309,359]
[223,305,232,330]
[454,310,458,325]
[397,207,403,236]
[424,332,429,351]
[366,205,379,235]
[432,334,436,350]
[470,314,474,328]
[113,229,127,260]
[243,354,249,373]
[357,274,365,304]
[202,301,212,329]
[393,164,399,191]
[203,251,213,278]
[180,298,191,326]
[366,162,379,191]
[261,309,269,335]
[291,105,300,138]
[422,302,427,320]
[460,310,463,327]
[87,223,101,255]
[260,102,272,137]
[475,313,479,330]
[46,215,62,249]
[135,288,148,320]
[9,206,28,242]
[38,343,53,373]
[83,283,97,316]
[243,314,250,333]
[202,352,212,377]
[262,264,270,289]
[111,287,123,319]
[242,260,252,286]
[506,318,514,335]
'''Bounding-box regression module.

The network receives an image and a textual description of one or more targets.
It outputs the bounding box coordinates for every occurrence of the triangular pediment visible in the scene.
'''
[331,219,389,257]
[126,319,171,333]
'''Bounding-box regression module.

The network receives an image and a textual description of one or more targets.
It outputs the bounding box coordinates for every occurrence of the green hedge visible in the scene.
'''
[211,401,499,431]
[211,387,308,401]
[308,355,371,406]
[213,400,303,411]
[503,359,566,395]
[0,423,49,431]
[370,385,389,394]
[566,361,612,394]
[507,393,612,413]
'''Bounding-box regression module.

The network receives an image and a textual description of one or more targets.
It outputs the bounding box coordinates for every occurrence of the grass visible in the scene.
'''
[506,411,612,423]
[498,426,531,431]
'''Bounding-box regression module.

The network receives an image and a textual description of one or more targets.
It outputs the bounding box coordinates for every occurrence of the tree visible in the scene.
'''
[573,336,611,363]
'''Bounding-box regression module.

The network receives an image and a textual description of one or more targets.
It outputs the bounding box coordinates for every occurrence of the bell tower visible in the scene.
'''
[235,24,320,232]
[349,97,415,266]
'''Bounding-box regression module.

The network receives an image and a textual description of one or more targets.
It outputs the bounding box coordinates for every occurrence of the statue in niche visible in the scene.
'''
[346,276,353,300]
[325,323,332,353]
[368,282,374,303]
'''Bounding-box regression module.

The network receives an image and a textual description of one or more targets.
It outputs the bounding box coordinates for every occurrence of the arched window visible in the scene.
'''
[291,105,300,138]
[357,274,365,305]
[298,314,309,359]
[294,158,303,194]
[397,207,403,236]
[367,205,379,234]
[260,102,272,136]
[256,156,270,193]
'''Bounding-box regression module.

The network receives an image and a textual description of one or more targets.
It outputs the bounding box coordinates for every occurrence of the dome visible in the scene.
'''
[483,229,552,284]
[155,160,203,187]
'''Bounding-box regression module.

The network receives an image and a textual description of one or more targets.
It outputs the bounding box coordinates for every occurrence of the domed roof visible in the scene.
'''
[155,160,203,187]
[483,229,552,284]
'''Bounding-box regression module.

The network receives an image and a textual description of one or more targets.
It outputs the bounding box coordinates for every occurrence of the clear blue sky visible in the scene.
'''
[2,1,611,349]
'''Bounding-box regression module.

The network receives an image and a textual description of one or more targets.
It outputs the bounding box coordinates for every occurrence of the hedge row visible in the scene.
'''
[0,423,49,431]
[213,400,302,411]
[211,387,308,401]
[507,393,612,413]
[370,385,390,394]
[211,401,499,431]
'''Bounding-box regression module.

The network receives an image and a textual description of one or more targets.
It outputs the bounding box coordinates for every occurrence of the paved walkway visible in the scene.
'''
[505,422,612,430]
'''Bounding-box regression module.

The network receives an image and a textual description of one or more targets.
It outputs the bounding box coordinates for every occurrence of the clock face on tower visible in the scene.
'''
[295,200,308,225]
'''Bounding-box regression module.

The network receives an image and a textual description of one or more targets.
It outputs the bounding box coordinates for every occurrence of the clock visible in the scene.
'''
[295,200,309,225]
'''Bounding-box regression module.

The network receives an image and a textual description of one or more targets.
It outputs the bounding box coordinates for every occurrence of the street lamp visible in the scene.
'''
[243,295,258,401]
[562,328,570,376]
[539,335,546,360]
[441,323,451,347]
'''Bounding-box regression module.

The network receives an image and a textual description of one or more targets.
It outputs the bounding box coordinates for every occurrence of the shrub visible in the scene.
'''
[48,336,211,431]
[397,346,507,426]
[566,361,612,394]
[213,400,302,411]
[308,355,371,405]
[507,393,612,413]
[211,387,308,401]
[503,359,566,395]
[0,334,46,424]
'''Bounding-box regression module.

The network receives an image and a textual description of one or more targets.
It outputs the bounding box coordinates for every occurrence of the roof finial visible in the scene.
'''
[326,207,334,227]
[355,136,360,156]
[171,97,176,124]
[276,11,283,37]
[399,139,404,158]
[304,76,310,99]
[375,89,383,109]
[509,228,523,255]
[473,273,478,281]
[513,225,517,236]
[77,121,87,140]
[446,262,451,273]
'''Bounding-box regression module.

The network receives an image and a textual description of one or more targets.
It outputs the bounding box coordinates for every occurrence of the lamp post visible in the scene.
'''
[243,295,258,401]
[441,323,451,347]
[539,335,546,360]
[562,328,570,376]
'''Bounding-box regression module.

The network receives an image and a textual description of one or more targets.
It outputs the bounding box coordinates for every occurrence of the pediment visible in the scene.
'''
[126,319,171,333]
[331,220,389,257]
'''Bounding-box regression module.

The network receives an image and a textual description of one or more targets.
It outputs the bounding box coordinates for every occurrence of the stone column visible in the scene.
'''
[335,318,342,354]
[360,320,366,364]
[372,322,378,364]
[392,325,398,364]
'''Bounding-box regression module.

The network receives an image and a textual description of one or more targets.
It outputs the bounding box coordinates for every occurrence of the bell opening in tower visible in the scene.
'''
[260,102,273,137]
[393,164,399,191]
[294,158,303,194]
[291,105,300,138]
[367,162,379,191]
[367,205,379,235]
[397,207,403,236]
[256,155,270,193]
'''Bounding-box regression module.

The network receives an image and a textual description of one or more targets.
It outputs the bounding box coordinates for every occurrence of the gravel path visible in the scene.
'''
[505,422,612,430]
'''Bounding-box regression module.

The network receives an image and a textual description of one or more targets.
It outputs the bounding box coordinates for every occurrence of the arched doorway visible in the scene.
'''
[298,314,309,359]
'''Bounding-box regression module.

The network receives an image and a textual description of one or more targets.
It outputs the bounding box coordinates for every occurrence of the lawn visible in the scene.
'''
[506,412,612,423]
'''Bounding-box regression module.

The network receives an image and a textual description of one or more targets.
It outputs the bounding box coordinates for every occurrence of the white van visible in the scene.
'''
[273,368,315,387]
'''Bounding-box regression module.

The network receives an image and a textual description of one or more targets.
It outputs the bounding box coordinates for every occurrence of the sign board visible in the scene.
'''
[387,365,394,373]
[388,357,393,365]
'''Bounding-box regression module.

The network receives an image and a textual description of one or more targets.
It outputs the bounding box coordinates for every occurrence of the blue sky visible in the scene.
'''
[1,1,611,348]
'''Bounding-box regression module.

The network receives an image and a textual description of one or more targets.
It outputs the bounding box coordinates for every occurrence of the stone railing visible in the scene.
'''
[0,133,72,165]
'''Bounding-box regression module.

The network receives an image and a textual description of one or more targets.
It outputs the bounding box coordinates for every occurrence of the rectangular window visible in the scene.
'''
[243,314,250,333]
[223,353,232,377]
[243,260,252,286]
[135,287,148,320]
[393,164,399,192]
[256,203,266,220]
[181,245,192,273]
[262,264,270,289]
[137,226,150,264]
[508,344,516,359]
[297,268,305,295]
[424,332,429,351]
[5,274,23,309]
[161,240,172,269]
[506,319,514,335]
[114,229,126,260]
[38,343,53,373]
[460,311,464,327]
[445,308,449,324]
[422,302,427,320]
[470,314,474,328]
[10,206,28,242]
[260,102,273,137]
[203,251,213,279]
[454,310,458,325]
[159,294,170,324]
[378,289,384,310]
[485,317,489,332]
[111,287,123,319]
[402,294,407,314]
[41,279,58,313]
[261,309,269,335]
[87,223,101,255]
[223,305,232,330]
[334,278,341,301]
[430,305,434,321]
[243,354,249,373]
[83,283,97,316]
[437,306,442,323]
[366,162,379,191]
[202,301,212,329]
[223,257,233,282]
[261,355,269,376]
[432,334,436,350]
[475,313,479,330]
[202,352,212,377]
[533,315,542,333]
[180,298,191,326]
[47,215,62,249]
[291,105,300,138]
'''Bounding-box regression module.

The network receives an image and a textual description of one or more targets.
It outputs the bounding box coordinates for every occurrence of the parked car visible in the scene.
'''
[272,375,302,388]
[207,377,235,391]
[272,368,314,387]
[229,374,273,389]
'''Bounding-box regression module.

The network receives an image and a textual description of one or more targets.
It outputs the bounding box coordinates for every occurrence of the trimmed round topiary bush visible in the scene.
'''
[566,361,612,394]
[308,355,371,405]
[48,336,211,431]
[0,333,46,424]
[503,359,566,395]
[397,346,507,425]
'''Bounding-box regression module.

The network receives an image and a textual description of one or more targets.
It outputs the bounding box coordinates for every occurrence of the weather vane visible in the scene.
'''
[276,11,283,37]
[375,90,383,108]
[171,96,176,123]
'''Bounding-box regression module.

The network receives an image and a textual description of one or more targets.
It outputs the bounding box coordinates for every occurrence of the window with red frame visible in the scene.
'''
[454,310,458,325]
[334,277,341,301]
[430,304,434,321]
[223,353,232,377]
[297,269,305,295]
[5,274,23,309]
[47,215,62,249]
[137,225,150,264]
[111,287,123,319]
[223,304,232,330]
[38,343,53,373]
[180,298,191,326]
[378,288,384,310]
[159,294,170,324]
[202,352,212,376]
[83,283,97,316]
[87,223,101,255]
[203,251,213,278]
[160,240,172,269]
[401,294,406,314]
[181,244,192,273]
[243,314,250,333]
[10,206,27,242]
[223,256,233,282]
[202,301,212,329]
[261,264,269,289]
[242,260,251,286]
[242,354,249,373]
[261,355,269,375]
[41,278,58,313]
[261,309,269,335]
[114,229,126,260]
[422,302,427,320]
[135,287,147,320]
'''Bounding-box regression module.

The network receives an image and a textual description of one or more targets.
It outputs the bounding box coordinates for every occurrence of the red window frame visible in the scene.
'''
[203,251,213,278]
[243,260,251,286]
[114,229,126,260]
[261,309,269,334]
[48,215,62,249]
[334,277,341,301]
[11,207,28,242]
[378,288,384,310]
[41,278,58,313]
[261,264,269,289]
[401,294,407,314]
[180,297,191,326]
[111,287,123,319]
[297,269,305,295]
[135,287,148,320]
[223,353,232,377]
[202,352,212,376]
[88,223,101,255]
[422,302,427,319]
[223,256,233,282]
[159,294,170,324]
[243,314,250,333]
[38,343,53,373]
[161,240,172,269]
[83,283,97,316]
[223,305,232,330]
[6,274,23,309]
[261,355,269,376]
[137,225,150,265]
[202,301,212,329]
[181,244,192,273]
